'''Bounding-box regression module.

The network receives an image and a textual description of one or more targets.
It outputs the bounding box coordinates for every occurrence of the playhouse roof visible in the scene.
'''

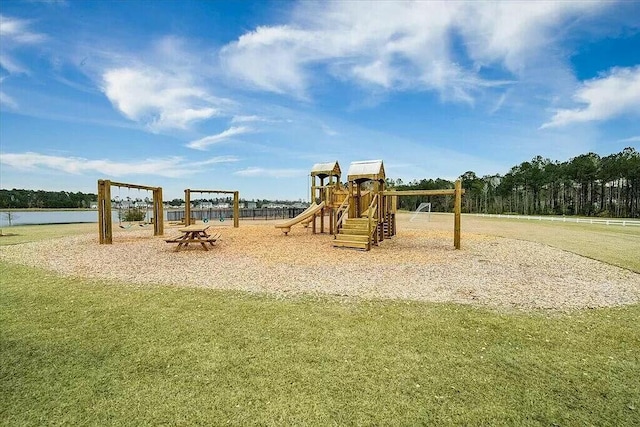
[347,160,385,182]
[310,161,341,178]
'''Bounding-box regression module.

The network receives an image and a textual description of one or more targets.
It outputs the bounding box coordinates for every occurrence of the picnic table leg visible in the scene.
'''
[198,231,209,250]
[175,234,189,251]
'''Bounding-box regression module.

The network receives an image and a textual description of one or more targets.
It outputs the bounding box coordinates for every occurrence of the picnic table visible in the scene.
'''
[164,224,221,251]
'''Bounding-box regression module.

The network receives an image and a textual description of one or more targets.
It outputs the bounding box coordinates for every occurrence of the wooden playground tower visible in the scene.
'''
[184,188,240,228]
[283,160,464,250]
[331,160,465,251]
[310,161,345,235]
[97,179,164,244]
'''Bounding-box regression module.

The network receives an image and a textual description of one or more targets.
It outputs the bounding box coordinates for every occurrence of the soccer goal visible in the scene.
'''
[410,202,431,222]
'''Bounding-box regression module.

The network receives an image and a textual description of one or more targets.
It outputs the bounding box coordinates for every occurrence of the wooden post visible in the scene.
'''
[98,180,106,244]
[98,180,104,243]
[154,187,163,236]
[348,181,355,219]
[98,179,113,244]
[454,179,462,249]
[377,181,384,242]
[328,185,334,235]
[319,177,325,233]
[233,191,239,228]
[184,189,191,225]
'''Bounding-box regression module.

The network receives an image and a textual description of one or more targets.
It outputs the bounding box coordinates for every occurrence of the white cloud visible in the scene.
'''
[192,155,240,166]
[0,15,46,43]
[321,124,338,137]
[616,136,640,144]
[0,15,46,75]
[0,90,18,109]
[541,66,640,128]
[0,152,238,178]
[186,126,252,150]
[220,2,606,101]
[102,67,227,132]
[231,115,270,123]
[233,167,306,178]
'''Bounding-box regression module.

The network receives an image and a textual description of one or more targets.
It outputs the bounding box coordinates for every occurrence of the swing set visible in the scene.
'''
[115,192,152,229]
[97,179,164,244]
[184,188,240,228]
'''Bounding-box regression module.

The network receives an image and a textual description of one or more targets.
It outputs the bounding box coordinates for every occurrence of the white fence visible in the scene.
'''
[471,213,640,227]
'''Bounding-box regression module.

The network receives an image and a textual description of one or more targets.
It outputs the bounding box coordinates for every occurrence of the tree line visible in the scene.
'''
[388,147,640,218]
[0,189,97,209]
[1,148,638,217]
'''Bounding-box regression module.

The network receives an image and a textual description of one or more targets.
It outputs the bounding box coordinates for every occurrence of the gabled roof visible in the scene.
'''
[347,160,385,182]
[310,161,341,178]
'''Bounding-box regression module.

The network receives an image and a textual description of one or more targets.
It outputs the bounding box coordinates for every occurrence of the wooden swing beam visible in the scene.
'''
[383,180,464,249]
[184,189,240,228]
[97,179,164,244]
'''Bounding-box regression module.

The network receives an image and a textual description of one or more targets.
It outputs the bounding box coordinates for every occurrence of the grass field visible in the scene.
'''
[423,214,640,272]
[1,218,639,425]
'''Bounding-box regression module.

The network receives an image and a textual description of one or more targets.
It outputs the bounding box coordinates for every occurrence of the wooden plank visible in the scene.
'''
[188,189,237,194]
[108,181,159,191]
[179,225,210,232]
[383,189,465,197]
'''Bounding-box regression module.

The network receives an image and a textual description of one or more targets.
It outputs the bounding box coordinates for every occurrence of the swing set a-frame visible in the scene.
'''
[97,179,164,244]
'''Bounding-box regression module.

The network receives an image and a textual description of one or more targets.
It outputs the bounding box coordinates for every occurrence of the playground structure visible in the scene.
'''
[276,160,464,250]
[275,161,348,235]
[98,180,164,244]
[184,189,240,228]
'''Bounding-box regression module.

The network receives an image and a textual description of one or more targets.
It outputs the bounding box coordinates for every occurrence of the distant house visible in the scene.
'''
[245,202,257,209]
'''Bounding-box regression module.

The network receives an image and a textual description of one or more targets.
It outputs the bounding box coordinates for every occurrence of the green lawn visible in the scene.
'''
[0,223,96,246]
[420,213,640,272]
[2,220,640,425]
[1,262,639,426]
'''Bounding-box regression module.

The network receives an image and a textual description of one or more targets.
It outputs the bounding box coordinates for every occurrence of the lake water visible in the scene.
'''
[0,209,166,227]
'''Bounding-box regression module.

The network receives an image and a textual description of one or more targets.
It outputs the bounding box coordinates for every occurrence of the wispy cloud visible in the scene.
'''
[220,2,605,102]
[616,135,640,144]
[0,15,47,75]
[0,15,46,44]
[233,167,306,178]
[192,155,240,166]
[0,152,238,178]
[186,126,252,150]
[0,90,18,109]
[321,123,338,137]
[541,66,640,128]
[231,115,269,123]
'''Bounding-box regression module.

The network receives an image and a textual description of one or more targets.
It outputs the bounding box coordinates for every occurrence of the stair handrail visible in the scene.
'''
[335,194,350,232]
[366,194,378,245]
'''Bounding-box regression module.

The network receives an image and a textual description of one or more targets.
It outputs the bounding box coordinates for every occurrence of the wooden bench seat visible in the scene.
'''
[205,232,221,242]
[165,232,221,245]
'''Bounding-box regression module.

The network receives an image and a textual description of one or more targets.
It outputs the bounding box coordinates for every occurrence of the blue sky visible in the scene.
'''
[1,0,639,201]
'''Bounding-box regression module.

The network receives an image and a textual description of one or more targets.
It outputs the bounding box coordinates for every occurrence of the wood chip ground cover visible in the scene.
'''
[1,216,638,310]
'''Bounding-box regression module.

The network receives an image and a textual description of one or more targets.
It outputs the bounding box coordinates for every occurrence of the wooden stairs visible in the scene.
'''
[333,218,374,250]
